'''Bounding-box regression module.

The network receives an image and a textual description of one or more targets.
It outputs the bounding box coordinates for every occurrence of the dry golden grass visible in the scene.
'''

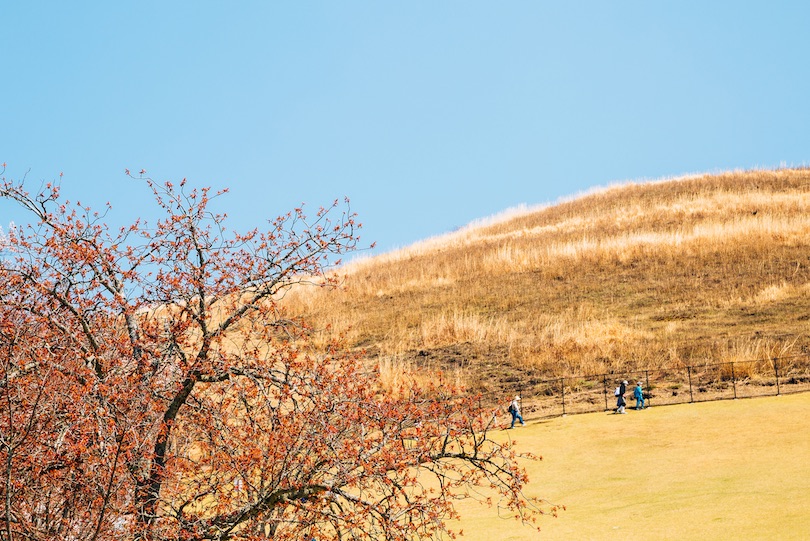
[283,169,810,397]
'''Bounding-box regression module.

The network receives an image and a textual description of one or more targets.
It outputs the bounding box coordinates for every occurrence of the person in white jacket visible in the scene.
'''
[508,395,525,428]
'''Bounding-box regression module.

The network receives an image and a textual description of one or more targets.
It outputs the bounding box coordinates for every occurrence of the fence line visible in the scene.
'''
[505,354,810,421]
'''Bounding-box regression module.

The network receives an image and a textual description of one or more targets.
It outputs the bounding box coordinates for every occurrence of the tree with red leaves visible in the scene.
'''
[0,169,547,540]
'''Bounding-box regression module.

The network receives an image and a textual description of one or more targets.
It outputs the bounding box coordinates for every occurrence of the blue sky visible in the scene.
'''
[2,2,808,254]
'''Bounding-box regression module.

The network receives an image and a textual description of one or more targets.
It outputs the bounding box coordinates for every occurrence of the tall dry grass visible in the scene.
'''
[283,169,810,396]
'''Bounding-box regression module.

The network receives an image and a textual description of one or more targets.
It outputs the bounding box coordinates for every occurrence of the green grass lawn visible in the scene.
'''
[453,392,810,540]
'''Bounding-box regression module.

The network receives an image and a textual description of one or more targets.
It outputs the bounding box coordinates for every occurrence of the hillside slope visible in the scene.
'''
[285,169,810,398]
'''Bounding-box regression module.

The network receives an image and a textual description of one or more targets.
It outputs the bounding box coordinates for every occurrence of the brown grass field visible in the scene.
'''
[452,392,810,540]
[284,168,810,401]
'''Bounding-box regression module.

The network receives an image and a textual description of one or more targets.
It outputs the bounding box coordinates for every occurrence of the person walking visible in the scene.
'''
[616,380,627,414]
[634,381,645,410]
[508,395,525,428]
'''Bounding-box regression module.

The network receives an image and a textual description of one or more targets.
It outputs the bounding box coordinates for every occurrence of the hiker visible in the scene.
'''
[508,395,525,428]
[615,380,627,414]
[634,381,645,410]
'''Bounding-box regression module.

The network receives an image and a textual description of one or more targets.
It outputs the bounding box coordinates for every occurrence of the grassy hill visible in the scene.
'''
[284,168,810,400]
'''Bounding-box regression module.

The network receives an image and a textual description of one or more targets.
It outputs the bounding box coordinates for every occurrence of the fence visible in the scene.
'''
[508,355,810,420]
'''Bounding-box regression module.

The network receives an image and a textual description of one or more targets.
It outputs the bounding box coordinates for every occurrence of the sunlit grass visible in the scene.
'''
[450,392,810,540]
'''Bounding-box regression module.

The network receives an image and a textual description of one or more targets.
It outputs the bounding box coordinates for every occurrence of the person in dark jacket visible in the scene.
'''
[616,380,627,414]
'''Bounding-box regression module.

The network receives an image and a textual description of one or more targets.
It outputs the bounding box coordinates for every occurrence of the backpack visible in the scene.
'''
[614,387,621,397]
[507,402,515,414]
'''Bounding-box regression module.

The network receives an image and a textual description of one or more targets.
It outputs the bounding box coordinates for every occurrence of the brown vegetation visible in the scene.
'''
[283,169,810,400]
[0,174,544,540]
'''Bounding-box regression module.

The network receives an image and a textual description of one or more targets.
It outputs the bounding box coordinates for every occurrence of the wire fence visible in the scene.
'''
[504,355,810,420]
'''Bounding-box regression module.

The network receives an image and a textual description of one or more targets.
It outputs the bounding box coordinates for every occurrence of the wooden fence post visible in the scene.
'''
[687,366,694,403]
[603,375,609,411]
[731,362,737,399]
[644,370,651,407]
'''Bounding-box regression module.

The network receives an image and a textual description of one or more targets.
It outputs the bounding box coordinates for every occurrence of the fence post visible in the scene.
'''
[644,370,651,408]
[687,366,694,403]
[560,377,566,416]
[774,357,780,396]
[603,375,608,411]
[731,362,737,399]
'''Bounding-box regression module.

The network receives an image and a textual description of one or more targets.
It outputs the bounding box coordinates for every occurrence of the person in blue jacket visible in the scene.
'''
[634,381,645,410]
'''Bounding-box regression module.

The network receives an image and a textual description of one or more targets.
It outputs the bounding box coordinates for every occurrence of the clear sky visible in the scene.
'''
[2,2,809,254]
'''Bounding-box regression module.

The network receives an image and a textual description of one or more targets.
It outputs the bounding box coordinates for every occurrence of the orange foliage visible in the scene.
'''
[0,170,546,540]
